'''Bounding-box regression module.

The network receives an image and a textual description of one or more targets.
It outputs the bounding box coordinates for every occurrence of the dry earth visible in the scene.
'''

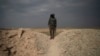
[0,28,100,56]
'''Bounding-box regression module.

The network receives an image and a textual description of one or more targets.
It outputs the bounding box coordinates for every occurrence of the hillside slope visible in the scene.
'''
[0,29,100,56]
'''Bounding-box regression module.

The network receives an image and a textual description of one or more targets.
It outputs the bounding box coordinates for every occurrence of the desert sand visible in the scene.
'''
[0,28,100,56]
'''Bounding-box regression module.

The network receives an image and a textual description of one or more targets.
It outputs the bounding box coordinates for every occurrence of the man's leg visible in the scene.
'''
[50,27,54,39]
[49,27,52,39]
[52,27,56,39]
[51,29,54,39]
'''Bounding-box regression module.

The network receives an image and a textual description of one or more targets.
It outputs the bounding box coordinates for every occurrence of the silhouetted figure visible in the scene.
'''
[48,14,57,39]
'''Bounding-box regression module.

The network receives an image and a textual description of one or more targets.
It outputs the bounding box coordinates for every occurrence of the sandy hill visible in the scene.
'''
[0,28,100,56]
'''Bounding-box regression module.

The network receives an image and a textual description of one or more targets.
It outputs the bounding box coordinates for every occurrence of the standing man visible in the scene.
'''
[48,14,57,39]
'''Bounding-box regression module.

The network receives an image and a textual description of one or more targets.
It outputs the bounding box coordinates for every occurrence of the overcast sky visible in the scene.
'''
[0,0,100,28]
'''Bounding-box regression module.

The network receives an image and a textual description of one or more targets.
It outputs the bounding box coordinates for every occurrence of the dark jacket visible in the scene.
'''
[48,17,57,27]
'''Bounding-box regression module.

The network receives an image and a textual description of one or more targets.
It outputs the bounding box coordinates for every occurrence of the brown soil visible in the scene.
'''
[0,28,100,56]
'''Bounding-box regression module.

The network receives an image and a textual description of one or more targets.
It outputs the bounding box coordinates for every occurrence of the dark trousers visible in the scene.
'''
[49,26,56,39]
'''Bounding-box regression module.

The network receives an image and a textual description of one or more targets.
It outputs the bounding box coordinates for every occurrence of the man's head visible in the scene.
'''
[50,13,55,18]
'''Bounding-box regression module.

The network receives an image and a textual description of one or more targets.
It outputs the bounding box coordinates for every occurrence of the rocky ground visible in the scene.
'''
[0,28,100,56]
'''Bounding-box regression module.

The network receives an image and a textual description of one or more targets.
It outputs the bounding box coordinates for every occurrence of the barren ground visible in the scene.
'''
[0,28,100,56]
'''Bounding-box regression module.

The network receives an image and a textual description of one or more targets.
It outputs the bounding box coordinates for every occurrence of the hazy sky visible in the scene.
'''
[0,0,100,28]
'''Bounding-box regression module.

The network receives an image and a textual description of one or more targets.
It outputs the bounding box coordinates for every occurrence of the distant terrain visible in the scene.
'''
[0,28,100,56]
